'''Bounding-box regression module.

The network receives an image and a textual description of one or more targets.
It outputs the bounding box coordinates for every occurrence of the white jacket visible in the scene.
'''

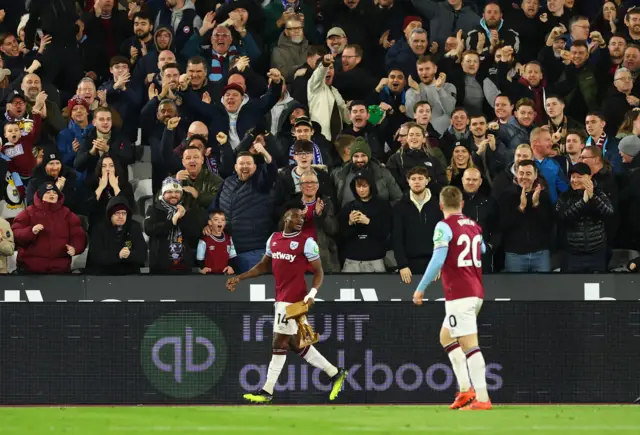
[307,64,350,141]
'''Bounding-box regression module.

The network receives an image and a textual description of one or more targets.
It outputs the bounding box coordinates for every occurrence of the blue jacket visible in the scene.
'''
[212,160,278,253]
[535,157,569,205]
[385,39,418,81]
[57,121,92,186]
[586,135,623,175]
[181,81,282,142]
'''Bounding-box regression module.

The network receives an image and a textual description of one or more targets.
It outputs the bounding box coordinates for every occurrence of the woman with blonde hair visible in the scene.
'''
[446,142,487,195]
[386,122,447,192]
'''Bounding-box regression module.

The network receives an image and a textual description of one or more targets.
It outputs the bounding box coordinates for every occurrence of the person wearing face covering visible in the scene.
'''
[87,195,147,275]
[11,182,86,274]
[144,177,203,274]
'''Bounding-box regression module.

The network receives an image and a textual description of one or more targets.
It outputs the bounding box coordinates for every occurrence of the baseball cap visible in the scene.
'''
[6,90,26,104]
[568,162,591,176]
[293,116,313,129]
[326,27,346,38]
[222,83,245,96]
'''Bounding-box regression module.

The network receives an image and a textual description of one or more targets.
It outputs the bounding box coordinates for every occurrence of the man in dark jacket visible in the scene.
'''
[272,139,335,215]
[498,159,555,272]
[332,138,402,207]
[25,148,79,215]
[25,0,84,94]
[464,2,521,60]
[145,177,203,274]
[213,149,278,273]
[74,107,134,176]
[87,195,147,275]
[340,101,386,162]
[462,167,498,273]
[154,0,202,56]
[339,168,392,272]
[557,163,614,273]
[410,0,480,49]
[392,166,442,283]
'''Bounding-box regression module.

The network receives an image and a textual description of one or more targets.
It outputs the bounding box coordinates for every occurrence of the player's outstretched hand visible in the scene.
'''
[226,276,240,292]
[413,290,424,306]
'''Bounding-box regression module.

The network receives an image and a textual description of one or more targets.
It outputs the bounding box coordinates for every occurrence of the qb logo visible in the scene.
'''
[141,311,227,398]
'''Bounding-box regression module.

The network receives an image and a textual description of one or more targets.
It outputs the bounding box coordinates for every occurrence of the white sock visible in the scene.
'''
[262,350,287,395]
[443,342,471,392]
[299,346,338,377]
[465,347,489,402]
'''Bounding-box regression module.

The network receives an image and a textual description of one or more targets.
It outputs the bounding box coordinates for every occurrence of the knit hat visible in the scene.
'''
[402,16,423,31]
[68,95,90,114]
[42,148,61,167]
[110,204,129,216]
[222,83,245,96]
[618,135,640,158]
[349,137,372,159]
[569,162,591,176]
[38,182,60,199]
[161,177,183,195]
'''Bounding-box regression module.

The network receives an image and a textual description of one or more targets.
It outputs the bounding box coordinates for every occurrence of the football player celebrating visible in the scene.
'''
[227,201,347,403]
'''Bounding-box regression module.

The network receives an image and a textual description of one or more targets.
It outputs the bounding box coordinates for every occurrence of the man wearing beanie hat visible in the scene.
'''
[145,176,203,274]
[331,137,402,207]
[557,162,614,272]
[618,135,640,164]
[57,96,92,179]
[11,180,86,274]
[87,196,147,275]
[25,147,79,213]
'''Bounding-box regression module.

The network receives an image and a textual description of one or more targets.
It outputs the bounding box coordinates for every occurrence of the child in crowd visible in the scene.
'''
[197,209,236,274]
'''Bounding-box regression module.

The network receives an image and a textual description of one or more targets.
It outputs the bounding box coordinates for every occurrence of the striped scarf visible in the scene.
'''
[209,47,238,82]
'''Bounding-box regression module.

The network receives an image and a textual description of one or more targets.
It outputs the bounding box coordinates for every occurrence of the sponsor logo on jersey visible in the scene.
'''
[290,241,299,250]
[272,252,296,262]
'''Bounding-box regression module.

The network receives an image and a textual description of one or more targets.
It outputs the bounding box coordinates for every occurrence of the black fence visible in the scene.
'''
[1,302,638,405]
[2,273,640,301]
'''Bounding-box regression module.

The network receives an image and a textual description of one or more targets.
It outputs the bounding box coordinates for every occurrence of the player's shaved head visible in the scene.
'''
[440,186,464,210]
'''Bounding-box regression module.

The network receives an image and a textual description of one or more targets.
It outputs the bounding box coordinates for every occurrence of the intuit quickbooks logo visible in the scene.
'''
[141,311,227,398]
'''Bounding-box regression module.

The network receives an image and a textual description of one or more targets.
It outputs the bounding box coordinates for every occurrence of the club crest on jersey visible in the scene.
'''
[290,241,299,250]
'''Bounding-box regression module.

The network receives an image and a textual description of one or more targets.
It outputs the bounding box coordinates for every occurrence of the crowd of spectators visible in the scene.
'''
[0,0,639,277]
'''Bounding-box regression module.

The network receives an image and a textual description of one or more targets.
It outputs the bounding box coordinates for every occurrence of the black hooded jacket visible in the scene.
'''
[25,0,78,48]
[87,196,147,275]
[338,169,392,261]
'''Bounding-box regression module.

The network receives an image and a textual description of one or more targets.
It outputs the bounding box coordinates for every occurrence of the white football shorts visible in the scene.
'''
[442,296,483,338]
[273,302,298,335]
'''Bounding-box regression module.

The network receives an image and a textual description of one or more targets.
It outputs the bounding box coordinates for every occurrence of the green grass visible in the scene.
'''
[2,405,640,434]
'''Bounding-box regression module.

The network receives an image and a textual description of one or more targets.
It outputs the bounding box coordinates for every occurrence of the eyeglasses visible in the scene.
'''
[300,181,318,186]
[294,151,311,156]
[615,76,633,82]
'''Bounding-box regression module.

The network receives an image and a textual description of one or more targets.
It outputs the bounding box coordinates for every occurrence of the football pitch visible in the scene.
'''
[2,405,640,434]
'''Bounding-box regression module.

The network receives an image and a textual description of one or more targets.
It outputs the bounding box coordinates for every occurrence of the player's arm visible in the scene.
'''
[226,235,273,291]
[414,222,453,298]
[304,238,323,303]
[236,255,271,281]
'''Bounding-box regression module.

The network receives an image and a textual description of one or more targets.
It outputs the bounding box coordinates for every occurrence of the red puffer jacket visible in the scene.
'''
[11,192,87,273]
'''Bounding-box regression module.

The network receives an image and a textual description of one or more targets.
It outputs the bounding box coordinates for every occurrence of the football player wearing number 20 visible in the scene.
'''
[226,202,347,404]
[413,186,492,411]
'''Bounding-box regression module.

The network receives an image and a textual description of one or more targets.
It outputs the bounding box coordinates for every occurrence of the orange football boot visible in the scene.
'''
[450,388,476,410]
[461,399,493,410]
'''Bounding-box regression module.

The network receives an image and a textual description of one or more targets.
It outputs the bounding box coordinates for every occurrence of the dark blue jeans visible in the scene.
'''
[504,250,551,272]
[562,249,607,273]
[235,249,266,273]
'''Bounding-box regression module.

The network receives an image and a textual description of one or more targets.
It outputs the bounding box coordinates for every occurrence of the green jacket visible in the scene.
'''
[181,169,223,211]
[559,64,599,112]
